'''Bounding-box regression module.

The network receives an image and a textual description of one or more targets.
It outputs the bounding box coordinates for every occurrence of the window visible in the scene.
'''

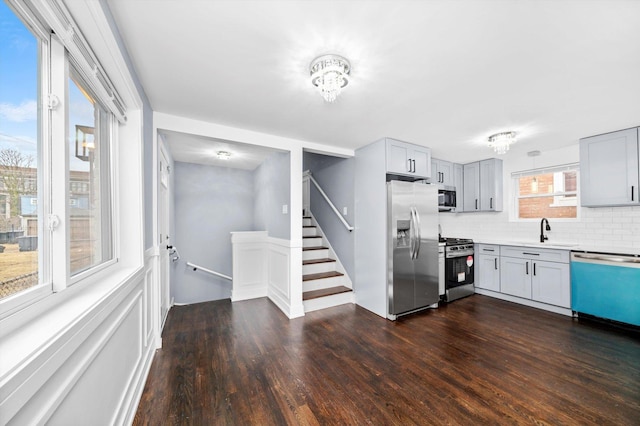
[1,0,121,315]
[512,164,579,220]
[68,69,113,276]
[0,0,42,305]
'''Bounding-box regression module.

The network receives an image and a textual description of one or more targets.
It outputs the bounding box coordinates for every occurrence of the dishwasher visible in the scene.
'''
[571,252,640,327]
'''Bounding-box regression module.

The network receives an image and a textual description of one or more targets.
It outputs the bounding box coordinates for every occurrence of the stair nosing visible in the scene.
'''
[303,285,352,301]
[302,258,336,265]
[303,246,328,251]
[303,271,344,281]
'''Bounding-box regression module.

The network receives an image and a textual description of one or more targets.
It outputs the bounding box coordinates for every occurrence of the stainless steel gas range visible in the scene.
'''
[442,238,475,302]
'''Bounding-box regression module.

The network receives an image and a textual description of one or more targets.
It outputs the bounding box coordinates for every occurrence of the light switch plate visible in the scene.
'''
[343,207,348,215]
[282,204,288,214]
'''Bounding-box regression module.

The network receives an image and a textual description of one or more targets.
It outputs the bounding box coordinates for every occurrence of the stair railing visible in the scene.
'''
[304,171,354,232]
[186,261,232,281]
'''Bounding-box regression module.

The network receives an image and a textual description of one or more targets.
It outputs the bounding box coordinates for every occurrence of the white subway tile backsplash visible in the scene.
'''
[440,205,640,253]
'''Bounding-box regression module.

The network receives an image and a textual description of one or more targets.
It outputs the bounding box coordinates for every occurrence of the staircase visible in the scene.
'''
[302,216,354,312]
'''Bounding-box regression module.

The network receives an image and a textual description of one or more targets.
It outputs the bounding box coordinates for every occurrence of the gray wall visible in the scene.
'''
[303,152,355,279]
[100,0,154,250]
[173,162,255,304]
[253,151,291,240]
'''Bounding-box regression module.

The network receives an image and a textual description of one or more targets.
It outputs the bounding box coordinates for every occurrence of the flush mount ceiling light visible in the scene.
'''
[216,150,231,160]
[488,131,517,155]
[310,54,351,103]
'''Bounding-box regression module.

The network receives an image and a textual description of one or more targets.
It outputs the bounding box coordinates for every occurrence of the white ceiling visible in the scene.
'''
[159,130,283,170]
[106,0,640,165]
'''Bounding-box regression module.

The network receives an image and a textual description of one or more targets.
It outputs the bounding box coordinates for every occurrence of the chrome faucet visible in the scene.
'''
[540,218,551,243]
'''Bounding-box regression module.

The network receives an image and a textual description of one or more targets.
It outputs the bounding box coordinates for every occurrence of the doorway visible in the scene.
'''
[158,144,171,325]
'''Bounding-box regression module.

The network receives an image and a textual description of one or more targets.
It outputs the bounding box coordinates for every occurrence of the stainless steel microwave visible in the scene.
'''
[438,186,456,211]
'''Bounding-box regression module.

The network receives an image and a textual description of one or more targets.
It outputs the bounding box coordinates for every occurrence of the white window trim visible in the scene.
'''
[0,0,123,317]
[510,163,580,223]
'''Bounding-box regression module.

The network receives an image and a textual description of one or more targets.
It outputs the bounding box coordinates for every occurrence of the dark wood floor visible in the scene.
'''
[133,295,640,425]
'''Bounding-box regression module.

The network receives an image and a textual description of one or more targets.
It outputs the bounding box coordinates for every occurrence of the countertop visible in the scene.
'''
[473,239,640,256]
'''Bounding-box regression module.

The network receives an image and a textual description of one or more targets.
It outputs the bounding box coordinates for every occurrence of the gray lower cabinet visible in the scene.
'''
[499,246,570,308]
[500,256,531,298]
[476,244,500,292]
[531,260,570,308]
[475,245,571,310]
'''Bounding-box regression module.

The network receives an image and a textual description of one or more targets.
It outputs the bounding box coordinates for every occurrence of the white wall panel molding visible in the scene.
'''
[230,233,304,319]
[231,232,268,302]
[143,247,160,349]
[267,237,304,319]
[0,269,155,425]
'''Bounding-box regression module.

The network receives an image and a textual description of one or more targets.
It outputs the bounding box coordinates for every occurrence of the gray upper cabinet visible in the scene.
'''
[480,158,502,211]
[463,158,503,212]
[453,163,464,211]
[463,162,480,211]
[580,127,639,207]
[431,158,454,186]
[386,138,431,179]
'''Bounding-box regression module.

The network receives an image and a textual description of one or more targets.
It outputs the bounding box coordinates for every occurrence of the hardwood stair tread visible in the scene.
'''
[303,246,328,251]
[303,285,352,301]
[303,258,336,265]
[303,271,344,281]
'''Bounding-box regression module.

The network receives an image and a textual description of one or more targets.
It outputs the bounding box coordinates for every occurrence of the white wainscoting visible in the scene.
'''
[231,232,304,319]
[231,231,269,301]
[0,263,159,425]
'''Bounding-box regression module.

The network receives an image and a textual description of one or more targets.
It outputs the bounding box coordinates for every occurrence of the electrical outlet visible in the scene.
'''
[343,207,348,215]
[282,204,288,214]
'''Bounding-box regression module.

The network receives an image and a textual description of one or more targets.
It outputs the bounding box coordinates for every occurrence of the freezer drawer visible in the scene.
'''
[571,252,640,326]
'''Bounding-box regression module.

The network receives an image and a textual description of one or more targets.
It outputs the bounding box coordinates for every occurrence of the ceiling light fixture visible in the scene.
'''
[310,54,351,103]
[216,150,231,160]
[488,131,517,155]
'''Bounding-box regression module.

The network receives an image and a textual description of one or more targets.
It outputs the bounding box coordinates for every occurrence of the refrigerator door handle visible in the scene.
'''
[413,206,422,259]
[408,208,415,259]
[409,208,415,260]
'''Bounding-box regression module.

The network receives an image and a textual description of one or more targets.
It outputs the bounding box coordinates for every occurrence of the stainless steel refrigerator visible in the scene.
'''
[387,180,439,319]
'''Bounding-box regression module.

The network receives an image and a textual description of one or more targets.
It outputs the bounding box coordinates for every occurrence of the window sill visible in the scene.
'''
[0,264,143,382]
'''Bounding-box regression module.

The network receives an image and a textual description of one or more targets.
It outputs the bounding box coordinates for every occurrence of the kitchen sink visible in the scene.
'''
[505,241,578,249]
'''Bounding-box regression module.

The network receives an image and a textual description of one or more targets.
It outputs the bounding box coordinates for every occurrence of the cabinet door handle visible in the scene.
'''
[413,159,416,173]
[526,262,529,275]
[533,262,536,276]
[475,199,478,210]
[632,186,635,202]
[407,159,412,173]
[522,252,540,256]
[490,197,493,209]
[494,258,498,270]
[483,248,495,252]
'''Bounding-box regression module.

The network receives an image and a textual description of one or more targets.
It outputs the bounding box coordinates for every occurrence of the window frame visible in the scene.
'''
[510,163,581,223]
[0,0,120,318]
